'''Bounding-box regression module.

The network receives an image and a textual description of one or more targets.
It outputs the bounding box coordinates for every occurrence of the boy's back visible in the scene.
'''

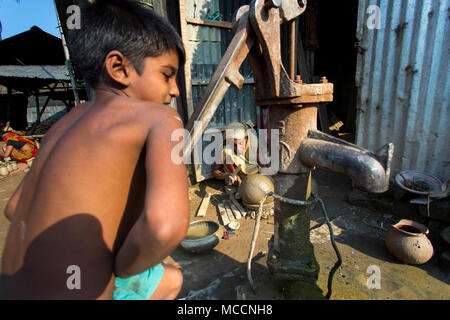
[1,94,188,299]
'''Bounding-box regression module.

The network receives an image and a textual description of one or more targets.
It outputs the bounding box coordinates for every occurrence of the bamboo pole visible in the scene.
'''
[53,0,80,105]
[179,0,194,118]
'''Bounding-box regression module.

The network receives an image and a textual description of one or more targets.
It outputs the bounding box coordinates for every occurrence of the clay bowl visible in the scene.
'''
[180,220,220,254]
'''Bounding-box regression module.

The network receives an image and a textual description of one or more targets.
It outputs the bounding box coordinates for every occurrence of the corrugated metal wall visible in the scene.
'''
[185,0,257,129]
[355,0,449,181]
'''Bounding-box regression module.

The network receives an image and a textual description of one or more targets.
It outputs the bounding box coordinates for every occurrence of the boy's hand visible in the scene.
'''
[225,174,242,186]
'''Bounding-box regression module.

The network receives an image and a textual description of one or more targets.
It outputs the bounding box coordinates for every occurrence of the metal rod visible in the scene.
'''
[246,191,342,299]
[53,0,80,105]
[289,18,297,80]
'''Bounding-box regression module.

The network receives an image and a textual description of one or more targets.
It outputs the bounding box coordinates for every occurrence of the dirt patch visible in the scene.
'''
[1,170,448,299]
[173,170,450,300]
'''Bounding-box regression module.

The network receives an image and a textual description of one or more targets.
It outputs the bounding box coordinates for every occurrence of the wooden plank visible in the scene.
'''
[223,201,236,223]
[194,127,225,183]
[228,201,242,220]
[217,202,230,226]
[186,18,233,29]
[178,0,194,117]
[196,192,211,217]
[225,186,248,217]
[230,197,248,217]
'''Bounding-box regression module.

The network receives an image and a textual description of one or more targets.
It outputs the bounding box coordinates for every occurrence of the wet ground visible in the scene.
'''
[0,169,449,299]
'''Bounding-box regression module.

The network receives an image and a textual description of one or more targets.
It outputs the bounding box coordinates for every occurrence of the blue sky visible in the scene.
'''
[0,0,61,40]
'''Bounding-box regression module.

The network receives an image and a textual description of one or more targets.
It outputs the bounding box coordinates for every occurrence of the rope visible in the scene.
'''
[246,192,271,293]
[314,195,343,299]
[246,191,342,299]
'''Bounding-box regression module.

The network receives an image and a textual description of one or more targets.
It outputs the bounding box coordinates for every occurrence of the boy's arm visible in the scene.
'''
[5,178,25,221]
[114,111,190,278]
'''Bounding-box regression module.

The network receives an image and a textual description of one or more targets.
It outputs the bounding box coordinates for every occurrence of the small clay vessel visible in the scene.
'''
[0,165,9,176]
[10,161,18,171]
[385,219,434,264]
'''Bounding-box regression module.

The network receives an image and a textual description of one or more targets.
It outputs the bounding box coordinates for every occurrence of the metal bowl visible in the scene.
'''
[180,220,220,254]
[395,170,442,196]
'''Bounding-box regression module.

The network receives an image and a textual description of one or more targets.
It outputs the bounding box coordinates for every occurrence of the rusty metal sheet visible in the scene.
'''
[355,0,450,181]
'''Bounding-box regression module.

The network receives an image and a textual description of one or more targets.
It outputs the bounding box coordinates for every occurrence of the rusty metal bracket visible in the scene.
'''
[184,0,319,157]
[248,0,332,104]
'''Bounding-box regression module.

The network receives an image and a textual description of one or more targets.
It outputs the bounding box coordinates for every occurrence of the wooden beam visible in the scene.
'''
[38,83,58,122]
[179,0,194,118]
[6,87,12,124]
[34,91,40,124]
[196,192,211,217]
[186,18,233,29]
[217,202,230,226]
[227,200,242,220]
[223,201,236,223]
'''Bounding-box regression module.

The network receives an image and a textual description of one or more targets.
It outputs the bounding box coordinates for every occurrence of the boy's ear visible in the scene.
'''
[103,50,134,87]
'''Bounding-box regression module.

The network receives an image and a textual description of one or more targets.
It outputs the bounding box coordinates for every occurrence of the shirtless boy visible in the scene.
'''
[0,0,189,300]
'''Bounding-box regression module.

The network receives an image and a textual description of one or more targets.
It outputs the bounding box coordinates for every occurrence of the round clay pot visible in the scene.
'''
[0,166,9,176]
[11,161,18,171]
[239,174,275,207]
[385,219,434,264]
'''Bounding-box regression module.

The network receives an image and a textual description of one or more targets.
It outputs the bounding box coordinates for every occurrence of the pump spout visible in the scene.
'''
[299,130,394,193]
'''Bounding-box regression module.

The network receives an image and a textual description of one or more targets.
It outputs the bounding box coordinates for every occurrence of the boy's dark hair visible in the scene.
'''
[68,0,185,87]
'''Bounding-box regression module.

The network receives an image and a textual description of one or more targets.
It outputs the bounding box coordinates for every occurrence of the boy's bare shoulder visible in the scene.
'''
[127,99,184,131]
[41,102,90,142]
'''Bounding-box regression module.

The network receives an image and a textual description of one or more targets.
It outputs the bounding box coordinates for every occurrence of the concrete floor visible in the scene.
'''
[0,170,449,299]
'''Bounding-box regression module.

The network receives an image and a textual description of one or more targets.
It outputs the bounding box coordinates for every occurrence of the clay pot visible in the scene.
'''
[385,219,434,264]
[0,165,9,176]
[10,161,18,171]
[239,174,275,207]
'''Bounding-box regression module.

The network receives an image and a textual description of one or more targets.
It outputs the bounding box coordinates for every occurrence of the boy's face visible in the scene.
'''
[129,48,180,104]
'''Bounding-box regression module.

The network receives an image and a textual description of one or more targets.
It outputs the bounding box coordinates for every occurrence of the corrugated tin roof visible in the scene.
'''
[0,65,70,81]
[355,0,449,181]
